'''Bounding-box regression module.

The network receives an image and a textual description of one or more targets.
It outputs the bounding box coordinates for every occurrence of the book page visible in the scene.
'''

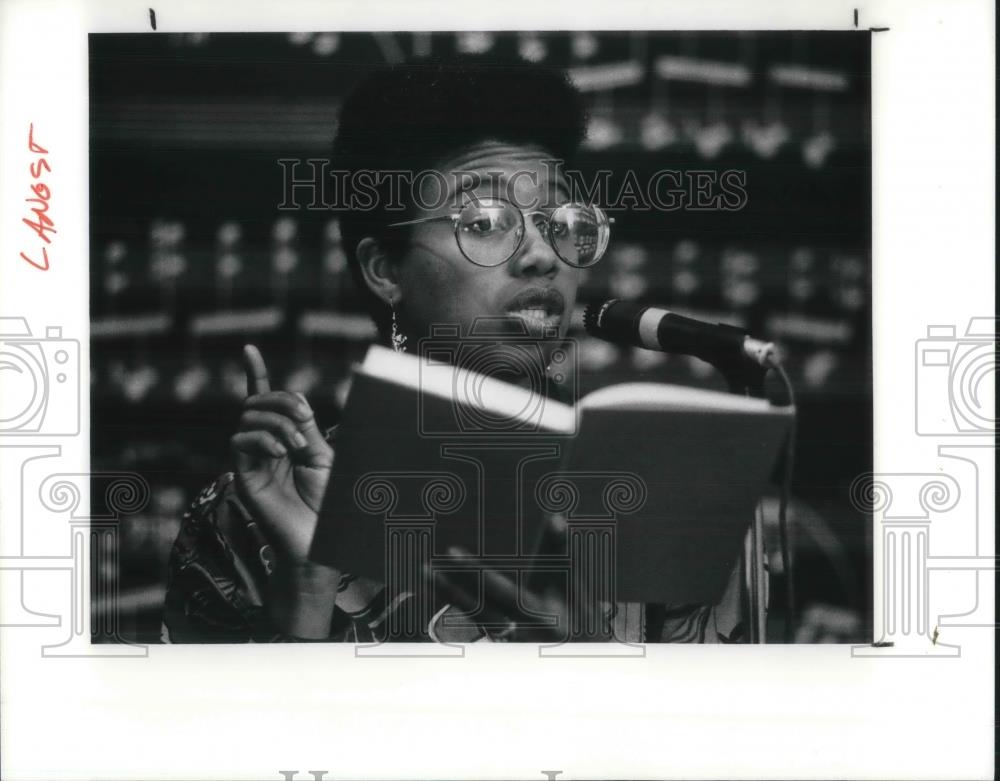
[580,381,786,413]
[361,344,576,432]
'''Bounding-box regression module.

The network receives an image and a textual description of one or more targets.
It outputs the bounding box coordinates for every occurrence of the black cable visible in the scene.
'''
[772,362,798,643]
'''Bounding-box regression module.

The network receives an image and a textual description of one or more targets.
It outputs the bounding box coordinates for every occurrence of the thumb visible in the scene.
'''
[234,447,253,476]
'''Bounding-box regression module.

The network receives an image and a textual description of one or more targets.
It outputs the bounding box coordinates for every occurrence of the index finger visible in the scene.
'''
[242,344,271,396]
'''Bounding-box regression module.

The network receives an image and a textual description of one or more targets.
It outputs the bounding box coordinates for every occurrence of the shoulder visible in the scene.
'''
[164,472,277,641]
[173,472,272,574]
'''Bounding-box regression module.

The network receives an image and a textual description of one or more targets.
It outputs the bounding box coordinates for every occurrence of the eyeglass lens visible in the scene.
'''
[456,201,524,267]
[455,199,609,268]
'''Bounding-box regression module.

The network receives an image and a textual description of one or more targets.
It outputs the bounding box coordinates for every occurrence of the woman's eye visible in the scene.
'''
[550,220,570,237]
[465,219,490,234]
[464,209,504,234]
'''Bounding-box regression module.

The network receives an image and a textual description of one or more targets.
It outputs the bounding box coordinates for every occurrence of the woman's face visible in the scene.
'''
[392,141,583,366]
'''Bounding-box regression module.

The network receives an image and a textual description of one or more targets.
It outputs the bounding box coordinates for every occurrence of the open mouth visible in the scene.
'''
[503,288,566,336]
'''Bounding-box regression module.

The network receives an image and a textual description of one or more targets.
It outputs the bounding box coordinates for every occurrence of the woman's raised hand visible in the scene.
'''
[232,344,334,564]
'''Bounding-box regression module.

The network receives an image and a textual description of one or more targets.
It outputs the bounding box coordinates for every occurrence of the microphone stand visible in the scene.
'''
[582,298,791,643]
[718,358,769,399]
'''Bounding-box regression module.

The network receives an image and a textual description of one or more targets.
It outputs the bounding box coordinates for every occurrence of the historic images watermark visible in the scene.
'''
[914,318,995,437]
[277,158,749,214]
[851,317,996,658]
[417,318,579,437]
[0,316,80,437]
[0,316,149,657]
[349,321,647,657]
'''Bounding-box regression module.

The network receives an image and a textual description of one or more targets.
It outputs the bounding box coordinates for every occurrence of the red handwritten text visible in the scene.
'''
[21,123,55,270]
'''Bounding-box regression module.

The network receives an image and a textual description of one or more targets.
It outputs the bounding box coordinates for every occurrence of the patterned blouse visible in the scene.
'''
[163,428,765,644]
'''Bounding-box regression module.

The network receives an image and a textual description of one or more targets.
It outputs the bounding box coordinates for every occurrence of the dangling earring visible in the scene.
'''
[390,300,407,353]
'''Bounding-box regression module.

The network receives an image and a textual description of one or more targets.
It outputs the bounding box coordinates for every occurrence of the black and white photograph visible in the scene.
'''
[0,2,994,779]
[89,30,872,647]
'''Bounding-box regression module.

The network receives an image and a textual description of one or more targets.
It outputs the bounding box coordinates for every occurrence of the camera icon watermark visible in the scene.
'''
[849,471,963,657]
[0,316,80,437]
[417,318,578,437]
[0,458,150,657]
[915,317,996,437]
[352,459,647,657]
[853,315,996,658]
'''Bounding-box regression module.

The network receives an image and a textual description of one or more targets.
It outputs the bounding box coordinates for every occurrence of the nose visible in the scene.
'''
[509,213,560,278]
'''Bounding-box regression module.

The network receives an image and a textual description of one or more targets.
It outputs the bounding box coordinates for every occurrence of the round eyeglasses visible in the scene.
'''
[386,197,614,268]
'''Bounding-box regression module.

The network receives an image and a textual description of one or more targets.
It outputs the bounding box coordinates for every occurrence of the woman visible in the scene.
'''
[163,54,755,644]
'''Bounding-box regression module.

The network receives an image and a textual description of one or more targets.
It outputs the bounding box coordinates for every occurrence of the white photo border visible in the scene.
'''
[0,0,993,779]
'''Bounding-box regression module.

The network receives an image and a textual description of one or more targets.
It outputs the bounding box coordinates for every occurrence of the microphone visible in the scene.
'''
[582,299,779,369]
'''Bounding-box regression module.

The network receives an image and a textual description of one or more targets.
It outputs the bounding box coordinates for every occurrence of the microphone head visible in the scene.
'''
[582,299,620,336]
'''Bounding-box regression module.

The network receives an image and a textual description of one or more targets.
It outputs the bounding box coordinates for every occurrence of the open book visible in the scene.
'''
[311,345,793,605]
